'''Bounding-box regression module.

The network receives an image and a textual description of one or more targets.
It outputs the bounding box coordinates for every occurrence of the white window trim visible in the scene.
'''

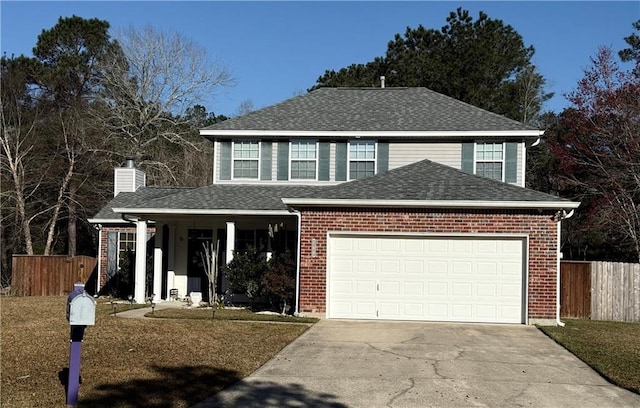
[117,232,136,268]
[348,140,377,180]
[473,141,505,182]
[289,140,319,181]
[232,140,261,180]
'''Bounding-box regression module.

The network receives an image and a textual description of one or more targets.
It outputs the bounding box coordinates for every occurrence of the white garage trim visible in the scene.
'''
[326,232,529,324]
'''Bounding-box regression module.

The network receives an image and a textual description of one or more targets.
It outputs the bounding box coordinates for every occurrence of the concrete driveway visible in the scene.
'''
[193,319,640,408]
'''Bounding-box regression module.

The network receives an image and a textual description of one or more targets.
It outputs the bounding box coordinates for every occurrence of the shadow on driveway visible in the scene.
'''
[192,380,347,408]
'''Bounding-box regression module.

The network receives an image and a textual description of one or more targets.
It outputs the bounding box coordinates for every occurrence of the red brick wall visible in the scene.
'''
[298,208,559,321]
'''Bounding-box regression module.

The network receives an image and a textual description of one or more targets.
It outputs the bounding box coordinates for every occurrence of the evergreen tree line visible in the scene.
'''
[2,11,639,289]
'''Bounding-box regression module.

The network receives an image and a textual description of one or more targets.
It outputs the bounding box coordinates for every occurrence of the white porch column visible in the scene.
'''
[166,224,176,299]
[226,221,235,265]
[134,219,148,303]
[153,224,163,302]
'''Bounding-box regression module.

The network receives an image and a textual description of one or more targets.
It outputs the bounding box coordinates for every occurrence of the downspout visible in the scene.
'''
[555,209,575,327]
[291,209,302,316]
[95,224,102,297]
[556,219,565,327]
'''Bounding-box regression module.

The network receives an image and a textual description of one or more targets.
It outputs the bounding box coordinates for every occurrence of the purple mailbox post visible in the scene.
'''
[66,283,95,407]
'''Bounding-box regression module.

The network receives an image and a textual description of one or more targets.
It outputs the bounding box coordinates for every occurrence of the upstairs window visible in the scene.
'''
[290,140,317,180]
[475,142,504,181]
[349,140,376,180]
[233,141,259,179]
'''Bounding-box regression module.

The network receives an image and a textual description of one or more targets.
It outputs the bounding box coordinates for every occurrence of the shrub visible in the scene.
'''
[262,250,296,314]
[222,246,267,308]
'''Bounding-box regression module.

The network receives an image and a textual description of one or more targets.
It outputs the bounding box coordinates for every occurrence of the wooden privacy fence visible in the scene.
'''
[560,261,640,322]
[11,255,97,296]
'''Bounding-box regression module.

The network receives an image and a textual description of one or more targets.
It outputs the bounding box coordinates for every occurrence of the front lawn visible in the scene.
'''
[539,319,640,393]
[1,296,312,408]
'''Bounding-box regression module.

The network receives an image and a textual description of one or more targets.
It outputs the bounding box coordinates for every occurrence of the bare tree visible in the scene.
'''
[0,66,38,255]
[96,26,234,184]
[551,47,640,262]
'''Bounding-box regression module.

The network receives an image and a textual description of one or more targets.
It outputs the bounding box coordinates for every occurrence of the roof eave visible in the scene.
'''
[200,130,543,138]
[281,199,581,210]
[111,208,295,216]
[87,218,131,224]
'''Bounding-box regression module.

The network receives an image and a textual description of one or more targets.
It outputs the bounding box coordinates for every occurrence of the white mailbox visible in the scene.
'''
[66,283,96,326]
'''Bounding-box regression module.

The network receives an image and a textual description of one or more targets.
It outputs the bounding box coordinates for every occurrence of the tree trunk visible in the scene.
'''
[67,185,77,256]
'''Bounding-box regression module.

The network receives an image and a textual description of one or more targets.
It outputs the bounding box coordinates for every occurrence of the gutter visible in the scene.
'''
[281,198,581,210]
[111,208,293,216]
[200,129,544,139]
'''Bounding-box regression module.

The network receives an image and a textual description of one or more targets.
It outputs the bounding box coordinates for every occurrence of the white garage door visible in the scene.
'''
[328,235,525,324]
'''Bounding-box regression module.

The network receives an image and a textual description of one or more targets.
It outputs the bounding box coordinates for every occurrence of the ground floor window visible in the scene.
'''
[118,232,136,267]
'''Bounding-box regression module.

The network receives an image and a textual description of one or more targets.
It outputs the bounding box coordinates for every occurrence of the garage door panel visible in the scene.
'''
[477,262,498,275]
[380,239,401,252]
[328,235,525,324]
[452,261,473,275]
[405,261,425,274]
[451,304,473,319]
[404,281,424,295]
[427,261,448,275]
[355,302,376,316]
[477,283,497,297]
[477,305,498,320]
[355,259,376,273]
[452,283,473,296]
[355,280,376,294]
[380,260,401,274]
[331,280,353,294]
[379,281,400,294]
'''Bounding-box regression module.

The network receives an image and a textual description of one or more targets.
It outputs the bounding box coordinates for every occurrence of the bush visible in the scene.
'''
[222,246,267,308]
[262,251,296,314]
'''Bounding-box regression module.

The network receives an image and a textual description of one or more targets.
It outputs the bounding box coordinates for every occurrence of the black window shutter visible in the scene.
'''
[219,141,232,180]
[260,141,272,180]
[318,142,330,181]
[505,142,518,183]
[461,143,474,174]
[277,141,289,180]
[377,141,389,173]
[335,142,347,181]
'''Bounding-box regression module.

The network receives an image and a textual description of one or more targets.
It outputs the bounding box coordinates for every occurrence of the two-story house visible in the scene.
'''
[89,87,579,325]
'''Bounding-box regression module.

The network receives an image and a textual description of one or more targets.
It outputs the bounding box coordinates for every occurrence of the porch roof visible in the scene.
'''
[91,160,579,221]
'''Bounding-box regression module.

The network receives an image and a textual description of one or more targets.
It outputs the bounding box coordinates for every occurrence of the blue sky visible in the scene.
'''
[1,1,638,117]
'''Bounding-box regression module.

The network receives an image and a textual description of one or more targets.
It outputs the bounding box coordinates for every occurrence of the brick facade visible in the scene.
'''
[298,208,559,321]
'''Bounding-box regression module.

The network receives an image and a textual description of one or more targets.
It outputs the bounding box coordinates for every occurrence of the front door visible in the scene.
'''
[187,229,213,301]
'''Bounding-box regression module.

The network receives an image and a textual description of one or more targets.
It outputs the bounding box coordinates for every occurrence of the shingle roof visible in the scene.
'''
[202,87,536,133]
[90,187,193,221]
[288,159,570,203]
[139,185,321,211]
[91,160,575,220]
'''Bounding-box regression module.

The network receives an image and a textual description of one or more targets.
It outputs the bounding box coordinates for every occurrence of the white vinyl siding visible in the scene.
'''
[388,142,461,171]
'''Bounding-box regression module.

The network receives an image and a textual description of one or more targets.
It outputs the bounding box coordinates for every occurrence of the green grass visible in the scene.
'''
[1,296,313,408]
[540,319,640,394]
[147,307,319,324]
